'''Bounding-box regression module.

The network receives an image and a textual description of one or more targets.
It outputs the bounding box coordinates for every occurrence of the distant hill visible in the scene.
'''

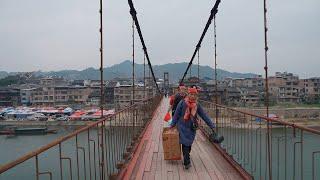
[0,60,258,83]
[0,71,8,79]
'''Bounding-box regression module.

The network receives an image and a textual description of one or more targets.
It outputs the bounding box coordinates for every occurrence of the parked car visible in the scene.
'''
[27,113,47,121]
[56,116,69,121]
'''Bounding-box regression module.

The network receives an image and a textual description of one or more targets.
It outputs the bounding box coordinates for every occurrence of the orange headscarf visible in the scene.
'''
[184,87,199,121]
[183,96,197,121]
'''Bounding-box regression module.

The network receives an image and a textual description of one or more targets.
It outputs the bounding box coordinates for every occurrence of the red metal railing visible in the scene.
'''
[199,100,320,180]
[0,95,162,180]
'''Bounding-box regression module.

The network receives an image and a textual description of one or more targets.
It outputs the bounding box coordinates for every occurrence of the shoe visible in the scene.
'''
[184,163,191,169]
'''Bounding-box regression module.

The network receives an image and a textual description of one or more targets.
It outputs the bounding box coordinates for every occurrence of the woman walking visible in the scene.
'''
[170,87,216,169]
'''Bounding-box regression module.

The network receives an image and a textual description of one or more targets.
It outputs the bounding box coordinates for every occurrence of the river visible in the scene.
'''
[0,126,319,179]
[0,126,135,180]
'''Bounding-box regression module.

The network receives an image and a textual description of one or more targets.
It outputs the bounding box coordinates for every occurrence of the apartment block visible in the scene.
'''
[31,86,92,106]
[268,72,300,103]
[299,77,320,103]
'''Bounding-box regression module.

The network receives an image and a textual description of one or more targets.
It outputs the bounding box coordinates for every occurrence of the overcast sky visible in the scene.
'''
[0,0,319,78]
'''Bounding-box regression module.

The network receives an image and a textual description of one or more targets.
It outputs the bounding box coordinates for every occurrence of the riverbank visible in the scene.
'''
[0,120,89,126]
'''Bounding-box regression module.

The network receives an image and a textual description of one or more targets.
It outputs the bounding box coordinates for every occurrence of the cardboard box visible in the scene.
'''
[162,127,181,160]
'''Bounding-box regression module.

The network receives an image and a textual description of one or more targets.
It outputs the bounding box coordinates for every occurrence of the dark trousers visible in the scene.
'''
[182,144,192,165]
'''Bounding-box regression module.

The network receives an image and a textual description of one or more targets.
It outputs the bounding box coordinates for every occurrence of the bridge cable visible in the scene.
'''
[213,15,219,132]
[263,0,272,179]
[180,0,221,84]
[98,0,106,177]
[132,19,135,105]
[99,0,104,119]
[189,63,192,78]
[127,0,161,94]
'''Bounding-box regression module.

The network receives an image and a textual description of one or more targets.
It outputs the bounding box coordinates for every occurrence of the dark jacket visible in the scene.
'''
[171,93,186,115]
[171,100,215,146]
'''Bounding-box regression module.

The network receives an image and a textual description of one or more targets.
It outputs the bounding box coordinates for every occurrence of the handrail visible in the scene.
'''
[0,96,161,175]
[200,100,320,135]
[199,99,320,179]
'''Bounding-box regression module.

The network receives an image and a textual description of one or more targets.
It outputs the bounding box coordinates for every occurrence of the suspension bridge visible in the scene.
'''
[0,0,320,180]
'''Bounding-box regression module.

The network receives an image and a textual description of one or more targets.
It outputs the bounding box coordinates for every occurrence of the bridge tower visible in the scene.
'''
[163,72,169,93]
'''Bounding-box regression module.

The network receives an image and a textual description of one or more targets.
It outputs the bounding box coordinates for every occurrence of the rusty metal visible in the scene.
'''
[59,143,63,180]
[99,0,104,118]
[312,151,320,180]
[199,100,320,179]
[101,121,106,179]
[78,146,87,180]
[59,143,73,180]
[128,0,161,93]
[76,135,80,180]
[61,157,73,180]
[213,15,219,133]
[293,141,302,180]
[87,130,92,180]
[132,19,135,105]
[199,128,253,180]
[35,155,53,180]
[0,96,162,179]
[262,0,272,178]
[180,0,221,84]
[117,97,163,179]
[38,172,53,180]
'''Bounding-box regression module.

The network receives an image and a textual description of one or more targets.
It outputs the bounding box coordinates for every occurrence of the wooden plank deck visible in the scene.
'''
[125,98,245,180]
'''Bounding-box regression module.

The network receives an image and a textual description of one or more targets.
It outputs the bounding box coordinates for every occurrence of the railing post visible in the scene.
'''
[101,121,106,180]
[35,155,39,180]
[59,143,63,180]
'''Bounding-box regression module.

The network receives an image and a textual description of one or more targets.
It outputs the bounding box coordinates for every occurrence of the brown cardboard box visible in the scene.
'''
[162,127,181,160]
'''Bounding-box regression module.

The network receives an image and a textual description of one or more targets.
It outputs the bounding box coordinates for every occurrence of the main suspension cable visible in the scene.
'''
[127,0,161,94]
[180,0,221,84]
[197,48,200,80]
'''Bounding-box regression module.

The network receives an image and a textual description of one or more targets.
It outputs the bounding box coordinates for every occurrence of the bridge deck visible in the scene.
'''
[123,98,244,180]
